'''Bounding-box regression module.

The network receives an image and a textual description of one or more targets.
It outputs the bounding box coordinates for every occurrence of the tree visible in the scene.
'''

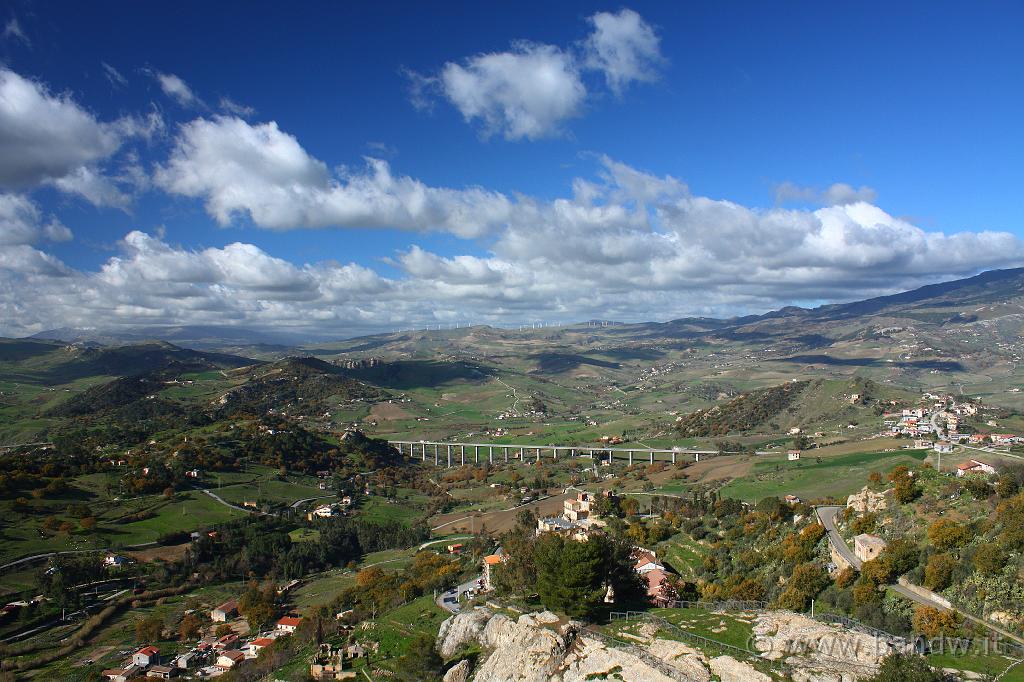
[927,520,969,551]
[923,553,957,591]
[776,562,828,612]
[877,539,919,578]
[239,582,277,631]
[835,567,858,589]
[865,653,944,681]
[534,534,606,619]
[215,623,233,637]
[80,516,97,532]
[620,497,640,517]
[973,544,1006,576]
[911,605,961,638]
[135,613,163,643]
[996,492,1024,550]
[179,612,204,640]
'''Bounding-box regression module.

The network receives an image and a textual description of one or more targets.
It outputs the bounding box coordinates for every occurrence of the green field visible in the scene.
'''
[657,533,706,579]
[718,449,930,502]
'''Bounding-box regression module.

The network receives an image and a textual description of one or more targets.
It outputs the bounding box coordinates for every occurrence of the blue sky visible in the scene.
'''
[1,2,1022,337]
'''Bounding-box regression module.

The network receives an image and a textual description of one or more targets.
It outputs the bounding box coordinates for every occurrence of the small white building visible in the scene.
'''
[787,451,801,461]
[133,646,160,667]
[276,615,302,633]
[957,459,997,477]
[216,650,245,669]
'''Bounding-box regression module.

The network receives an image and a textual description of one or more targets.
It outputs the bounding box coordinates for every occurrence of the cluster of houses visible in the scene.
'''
[101,602,306,680]
[306,497,353,521]
[535,491,605,541]
[882,396,1019,453]
[529,491,677,606]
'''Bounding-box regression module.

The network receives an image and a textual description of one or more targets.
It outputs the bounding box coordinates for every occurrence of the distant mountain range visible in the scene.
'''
[20,267,1024,352]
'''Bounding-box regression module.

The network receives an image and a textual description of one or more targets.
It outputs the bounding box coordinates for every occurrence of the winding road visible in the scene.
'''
[816,506,1024,646]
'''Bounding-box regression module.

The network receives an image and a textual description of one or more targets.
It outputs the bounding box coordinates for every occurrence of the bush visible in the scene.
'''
[927,519,969,551]
[923,553,957,591]
[972,544,1006,576]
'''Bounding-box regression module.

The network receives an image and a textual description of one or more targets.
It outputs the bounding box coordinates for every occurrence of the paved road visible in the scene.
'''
[418,536,471,551]
[290,494,335,509]
[437,575,482,613]
[196,487,262,514]
[818,505,1024,646]
[816,506,861,569]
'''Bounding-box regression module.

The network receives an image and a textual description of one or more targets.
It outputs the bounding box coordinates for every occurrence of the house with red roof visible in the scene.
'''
[276,615,303,633]
[245,637,276,659]
[132,646,159,667]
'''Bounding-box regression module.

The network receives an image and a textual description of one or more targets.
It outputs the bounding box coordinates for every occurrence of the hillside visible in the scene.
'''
[674,380,811,437]
[217,356,382,417]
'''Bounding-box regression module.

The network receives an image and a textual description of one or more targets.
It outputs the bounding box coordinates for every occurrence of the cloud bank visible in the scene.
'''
[3,150,1023,337]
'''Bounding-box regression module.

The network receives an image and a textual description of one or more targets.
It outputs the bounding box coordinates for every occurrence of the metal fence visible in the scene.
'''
[608,611,758,660]
[663,599,769,612]
[813,612,905,645]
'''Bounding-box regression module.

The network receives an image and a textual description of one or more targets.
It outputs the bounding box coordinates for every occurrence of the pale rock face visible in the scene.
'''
[475,613,568,681]
[437,607,493,658]
[443,658,471,682]
[648,638,711,682]
[560,635,680,682]
[709,655,772,682]
[846,487,889,514]
[753,611,887,681]
[436,608,713,682]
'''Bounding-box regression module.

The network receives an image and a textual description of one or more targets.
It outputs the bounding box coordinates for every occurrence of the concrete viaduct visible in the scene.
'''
[387,440,721,468]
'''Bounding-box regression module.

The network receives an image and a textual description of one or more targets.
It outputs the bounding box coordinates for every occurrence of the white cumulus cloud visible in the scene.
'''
[155,116,514,237]
[411,9,664,140]
[584,9,665,94]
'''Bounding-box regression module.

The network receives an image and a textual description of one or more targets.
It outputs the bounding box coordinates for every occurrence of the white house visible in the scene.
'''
[276,615,302,633]
[787,451,801,461]
[633,550,665,575]
[105,554,129,568]
[216,650,245,669]
[132,646,160,667]
[211,599,238,622]
[957,459,997,477]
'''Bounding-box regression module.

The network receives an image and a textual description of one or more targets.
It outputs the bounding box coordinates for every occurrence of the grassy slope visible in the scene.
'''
[718,448,929,502]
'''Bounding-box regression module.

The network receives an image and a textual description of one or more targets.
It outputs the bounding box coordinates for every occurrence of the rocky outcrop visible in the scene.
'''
[847,487,889,514]
[437,606,493,658]
[753,611,886,681]
[648,638,712,682]
[435,607,889,681]
[443,659,471,682]
[436,608,713,682]
[709,655,772,682]
[561,635,681,682]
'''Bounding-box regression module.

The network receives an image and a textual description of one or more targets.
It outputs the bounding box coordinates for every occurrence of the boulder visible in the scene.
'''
[709,655,772,682]
[443,659,471,682]
[560,635,680,682]
[753,611,886,680]
[437,607,493,658]
[648,638,711,682]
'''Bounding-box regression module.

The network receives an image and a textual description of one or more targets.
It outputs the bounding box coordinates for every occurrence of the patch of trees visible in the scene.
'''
[185,514,428,582]
[674,381,810,437]
[218,358,379,418]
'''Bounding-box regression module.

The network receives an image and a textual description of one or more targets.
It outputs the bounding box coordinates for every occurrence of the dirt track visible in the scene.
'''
[430,490,573,535]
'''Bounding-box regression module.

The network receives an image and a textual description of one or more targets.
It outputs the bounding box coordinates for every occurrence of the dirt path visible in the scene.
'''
[429,490,572,535]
